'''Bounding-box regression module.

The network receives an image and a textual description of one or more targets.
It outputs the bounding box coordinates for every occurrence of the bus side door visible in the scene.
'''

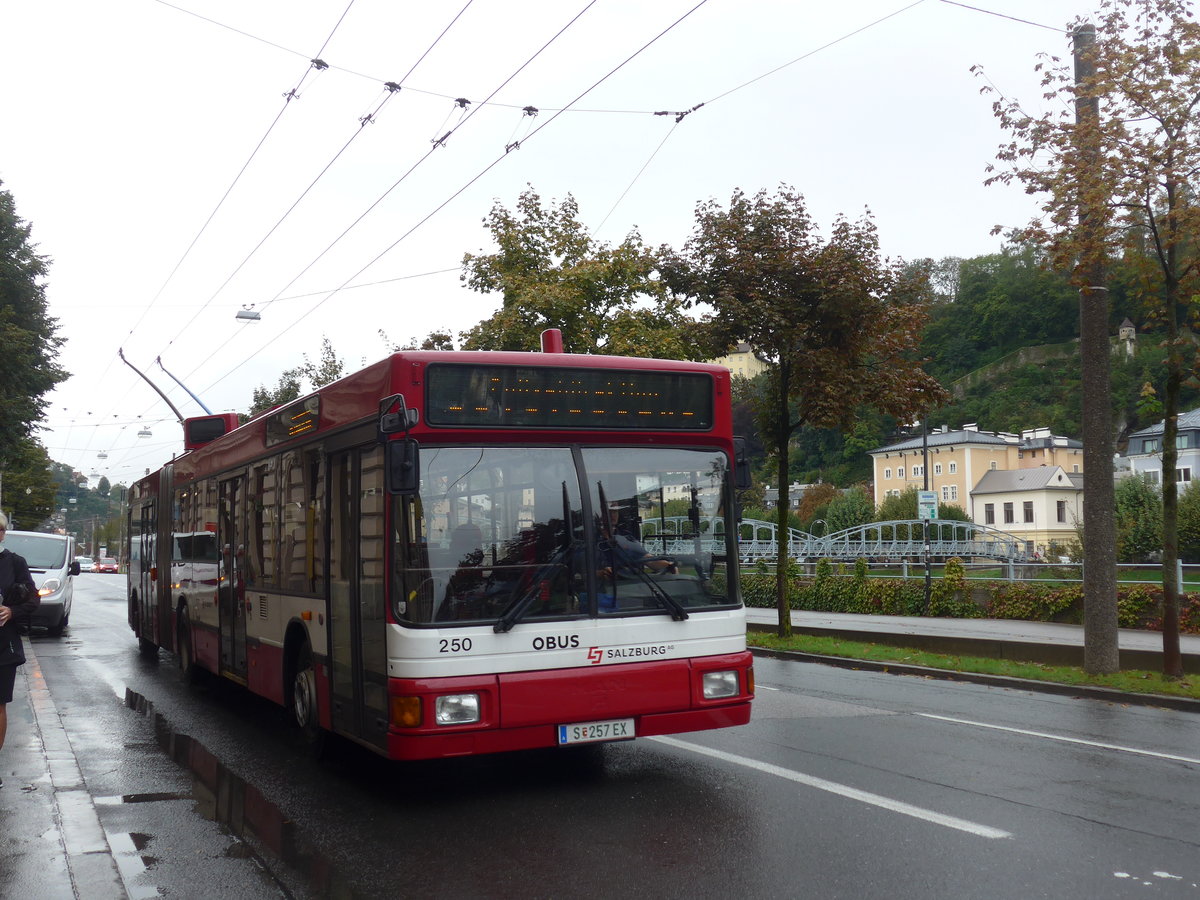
[328,442,389,751]
[218,473,249,680]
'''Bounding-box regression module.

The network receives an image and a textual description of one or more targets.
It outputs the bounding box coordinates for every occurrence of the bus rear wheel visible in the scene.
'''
[177,614,200,683]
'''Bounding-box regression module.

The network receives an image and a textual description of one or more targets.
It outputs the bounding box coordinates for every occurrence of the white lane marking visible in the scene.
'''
[650,735,1011,839]
[918,714,1200,766]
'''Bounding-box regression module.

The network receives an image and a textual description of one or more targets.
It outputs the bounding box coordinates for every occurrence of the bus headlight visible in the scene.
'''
[435,693,480,725]
[702,670,739,699]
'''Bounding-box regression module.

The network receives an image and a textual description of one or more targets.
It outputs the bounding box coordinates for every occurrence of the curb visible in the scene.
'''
[749,646,1200,714]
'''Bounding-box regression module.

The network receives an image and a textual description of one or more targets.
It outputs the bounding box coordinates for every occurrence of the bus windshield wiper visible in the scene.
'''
[493,542,574,633]
[628,563,688,621]
[495,483,577,634]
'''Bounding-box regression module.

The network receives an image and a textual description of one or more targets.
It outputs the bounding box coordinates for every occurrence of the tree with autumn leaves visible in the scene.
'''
[984,0,1200,677]
[662,187,946,637]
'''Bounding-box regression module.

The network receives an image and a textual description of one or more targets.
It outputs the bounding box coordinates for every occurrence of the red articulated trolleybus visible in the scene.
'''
[127,331,754,761]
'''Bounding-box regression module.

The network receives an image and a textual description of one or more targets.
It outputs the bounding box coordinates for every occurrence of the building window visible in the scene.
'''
[985,503,995,525]
[1146,470,1161,484]
[1180,434,1192,450]
[950,484,958,501]
[934,463,942,475]
[1178,468,1192,483]
[884,468,892,480]
[1023,501,1034,523]
[941,486,950,501]
[913,465,923,478]
[949,462,958,474]
[1003,502,1014,524]
[1143,438,1160,453]
[1073,465,1080,473]
[897,467,905,479]
[1057,500,1067,523]
[989,460,998,471]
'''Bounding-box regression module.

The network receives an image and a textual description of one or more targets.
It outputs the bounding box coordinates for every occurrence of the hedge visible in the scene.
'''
[741,557,1200,635]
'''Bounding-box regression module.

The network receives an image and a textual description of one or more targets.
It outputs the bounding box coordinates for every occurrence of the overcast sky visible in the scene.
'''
[2,0,1099,489]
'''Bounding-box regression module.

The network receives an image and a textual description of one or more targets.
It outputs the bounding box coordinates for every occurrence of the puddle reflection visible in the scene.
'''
[123,688,359,898]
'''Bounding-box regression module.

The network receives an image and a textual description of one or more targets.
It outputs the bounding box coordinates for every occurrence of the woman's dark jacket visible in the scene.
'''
[0,548,39,666]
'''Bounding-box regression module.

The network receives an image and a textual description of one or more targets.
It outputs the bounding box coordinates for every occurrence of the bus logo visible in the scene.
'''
[587,647,603,664]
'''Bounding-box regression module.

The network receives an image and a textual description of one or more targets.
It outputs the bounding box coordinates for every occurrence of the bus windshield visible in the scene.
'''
[394,445,737,627]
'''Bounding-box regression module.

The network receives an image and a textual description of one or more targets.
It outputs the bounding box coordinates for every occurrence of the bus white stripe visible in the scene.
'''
[650,735,1012,839]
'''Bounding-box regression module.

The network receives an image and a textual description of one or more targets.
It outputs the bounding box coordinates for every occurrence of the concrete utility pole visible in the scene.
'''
[1074,24,1120,674]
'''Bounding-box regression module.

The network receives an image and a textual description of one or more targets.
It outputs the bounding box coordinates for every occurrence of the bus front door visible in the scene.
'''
[328,444,389,751]
[218,475,249,680]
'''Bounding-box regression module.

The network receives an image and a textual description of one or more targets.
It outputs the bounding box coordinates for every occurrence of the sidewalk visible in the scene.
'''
[746,608,1200,672]
[0,641,125,900]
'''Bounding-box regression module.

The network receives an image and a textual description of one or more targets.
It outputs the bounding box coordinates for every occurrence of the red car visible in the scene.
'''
[96,557,119,574]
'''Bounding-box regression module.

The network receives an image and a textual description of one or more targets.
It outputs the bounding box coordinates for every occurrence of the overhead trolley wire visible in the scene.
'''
[128,1,356,347]
[104,2,360,435]
[195,0,711,395]
[174,0,603,389]
[152,0,478,362]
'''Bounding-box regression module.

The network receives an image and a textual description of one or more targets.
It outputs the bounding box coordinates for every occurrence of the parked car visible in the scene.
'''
[5,531,79,637]
[74,556,95,573]
[97,557,119,574]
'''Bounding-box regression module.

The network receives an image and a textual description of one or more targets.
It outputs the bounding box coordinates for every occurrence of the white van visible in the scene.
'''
[4,530,79,636]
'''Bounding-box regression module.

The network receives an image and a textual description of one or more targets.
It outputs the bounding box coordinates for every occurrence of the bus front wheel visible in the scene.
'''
[292,643,325,752]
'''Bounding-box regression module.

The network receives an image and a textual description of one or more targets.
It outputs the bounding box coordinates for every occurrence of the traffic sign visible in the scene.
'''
[918,490,938,520]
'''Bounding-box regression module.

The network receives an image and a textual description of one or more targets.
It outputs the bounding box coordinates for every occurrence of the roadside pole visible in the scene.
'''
[921,422,933,615]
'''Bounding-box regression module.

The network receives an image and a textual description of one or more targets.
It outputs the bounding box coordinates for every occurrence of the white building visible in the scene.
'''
[1123,407,1200,486]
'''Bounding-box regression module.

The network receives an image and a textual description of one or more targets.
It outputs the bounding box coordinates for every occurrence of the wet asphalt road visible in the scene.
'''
[28,575,1200,899]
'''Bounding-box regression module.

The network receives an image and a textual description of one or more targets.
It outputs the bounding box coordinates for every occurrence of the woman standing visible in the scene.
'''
[0,512,38,788]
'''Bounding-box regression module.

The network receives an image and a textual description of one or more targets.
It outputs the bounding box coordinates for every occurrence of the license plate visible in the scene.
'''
[557,718,635,745]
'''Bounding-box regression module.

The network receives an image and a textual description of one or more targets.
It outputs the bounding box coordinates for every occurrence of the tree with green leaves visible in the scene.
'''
[2,439,58,529]
[825,487,875,534]
[0,182,67,471]
[1114,474,1163,563]
[983,0,1200,676]
[249,336,346,418]
[460,188,701,357]
[663,187,947,636]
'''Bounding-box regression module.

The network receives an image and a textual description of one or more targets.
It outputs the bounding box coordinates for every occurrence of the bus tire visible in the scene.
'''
[134,597,159,657]
[177,612,199,683]
[292,642,325,754]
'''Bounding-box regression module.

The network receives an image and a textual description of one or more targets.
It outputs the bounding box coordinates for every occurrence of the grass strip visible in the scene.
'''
[747,631,1200,700]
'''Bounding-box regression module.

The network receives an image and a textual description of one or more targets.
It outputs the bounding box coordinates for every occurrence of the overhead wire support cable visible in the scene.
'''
[195,0,711,394]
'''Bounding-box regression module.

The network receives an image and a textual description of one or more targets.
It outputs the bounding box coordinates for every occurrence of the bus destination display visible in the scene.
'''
[264,396,320,446]
[426,364,713,430]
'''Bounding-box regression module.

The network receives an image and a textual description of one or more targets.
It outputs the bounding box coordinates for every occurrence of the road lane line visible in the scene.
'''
[650,735,1012,839]
[918,714,1200,765]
